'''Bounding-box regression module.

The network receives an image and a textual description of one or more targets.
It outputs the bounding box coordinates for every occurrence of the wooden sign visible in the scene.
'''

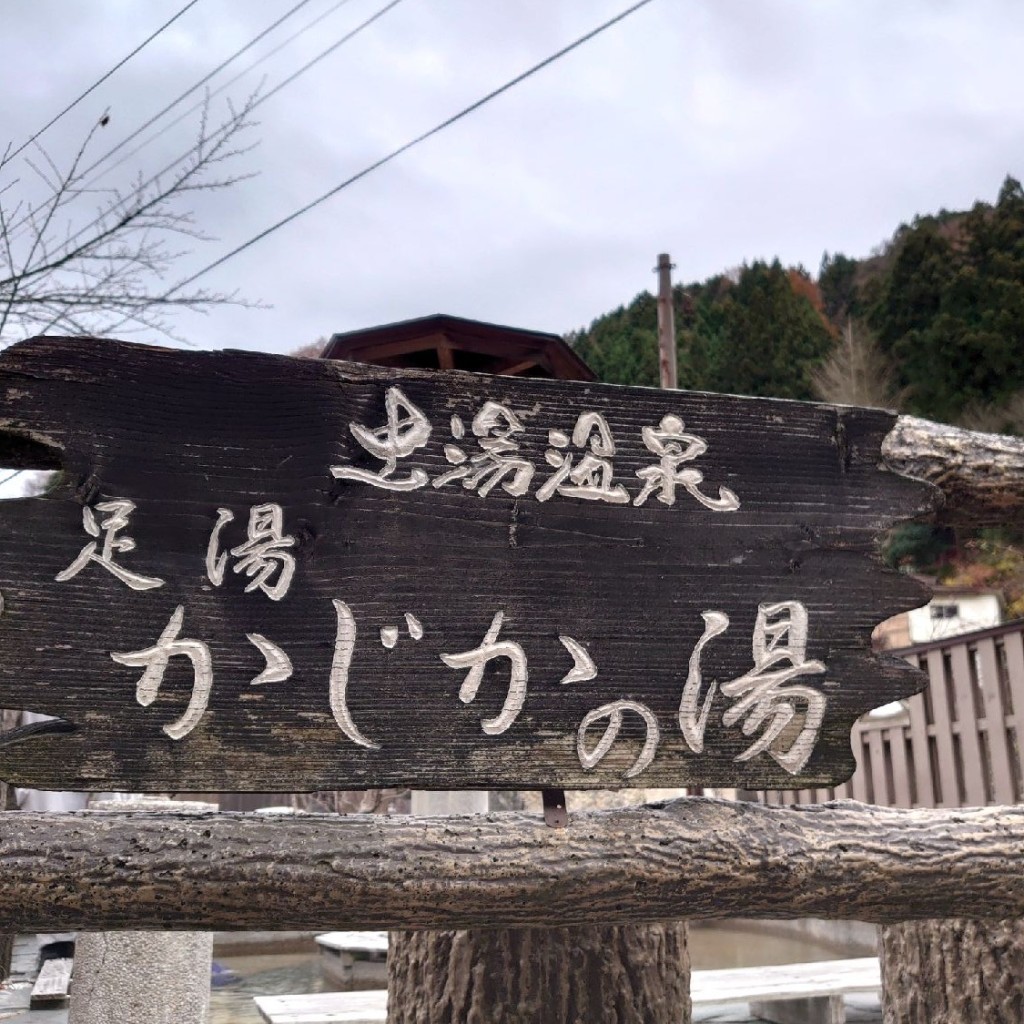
[0,337,937,792]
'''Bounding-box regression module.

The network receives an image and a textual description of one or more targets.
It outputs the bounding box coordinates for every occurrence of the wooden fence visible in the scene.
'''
[761,619,1024,809]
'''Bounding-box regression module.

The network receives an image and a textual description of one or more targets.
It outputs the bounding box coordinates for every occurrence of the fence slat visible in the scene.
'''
[904,685,935,808]
[886,724,912,808]
[1003,630,1024,799]
[850,730,869,802]
[867,729,889,805]
[925,649,960,807]
[949,644,986,805]
[975,637,1016,804]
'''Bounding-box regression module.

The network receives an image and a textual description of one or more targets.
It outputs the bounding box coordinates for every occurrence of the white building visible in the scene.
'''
[906,586,1004,644]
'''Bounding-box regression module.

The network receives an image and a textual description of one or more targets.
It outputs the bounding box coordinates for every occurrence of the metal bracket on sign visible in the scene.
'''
[542,788,568,829]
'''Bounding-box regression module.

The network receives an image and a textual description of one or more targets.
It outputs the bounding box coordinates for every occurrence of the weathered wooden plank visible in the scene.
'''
[256,991,386,1024]
[0,800,1022,931]
[886,724,912,808]
[0,337,937,792]
[883,415,1024,528]
[1003,631,1024,800]
[904,674,935,808]
[867,728,888,805]
[692,957,880,1003]
[253,959,881,1023]
[923,650,959,806]
[29,957,72,1007]
[975,638,1015,804]
[949,644,986,806]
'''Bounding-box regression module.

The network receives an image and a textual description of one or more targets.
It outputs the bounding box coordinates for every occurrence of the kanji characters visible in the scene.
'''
[719,601,827,774]
[677,610,729,754]
[206,503,296,601]
[56,499,164,591]
[536,412,629,504]
[326,392,742,512]
[634,415,740,511]
[433,403,534,497]
[680,601,826,773]
[331,386,431,491]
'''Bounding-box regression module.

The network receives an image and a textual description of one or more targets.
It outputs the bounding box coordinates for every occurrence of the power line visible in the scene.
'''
[257,0,405,111]
[76,0,317,184]
[167,0,657,298]
[24,0,406,263]
[90,0,362,185]
[0,0,204,173]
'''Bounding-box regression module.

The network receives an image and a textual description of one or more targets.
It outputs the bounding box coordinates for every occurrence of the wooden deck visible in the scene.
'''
[314,932,388,989]
[28,959,72,1008]
[255,957,881,1024]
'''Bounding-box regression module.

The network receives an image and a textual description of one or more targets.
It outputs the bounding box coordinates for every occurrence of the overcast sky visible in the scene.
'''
[2,0,1023,354]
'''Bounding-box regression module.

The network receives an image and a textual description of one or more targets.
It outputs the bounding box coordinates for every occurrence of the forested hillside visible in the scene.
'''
[567,176,1024,607]
[569,175,1024,432]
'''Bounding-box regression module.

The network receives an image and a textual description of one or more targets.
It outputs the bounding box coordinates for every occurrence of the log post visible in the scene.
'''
[389,922,689,1024]
[67,798,215,1024]
[880,919,1024,1023]
[388,792,691,1024]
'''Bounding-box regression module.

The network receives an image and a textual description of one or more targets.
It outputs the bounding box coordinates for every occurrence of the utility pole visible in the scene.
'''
[655,252,677,390]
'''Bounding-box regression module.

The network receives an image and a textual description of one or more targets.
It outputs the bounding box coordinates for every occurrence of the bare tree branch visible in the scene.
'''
[0,94,261,345]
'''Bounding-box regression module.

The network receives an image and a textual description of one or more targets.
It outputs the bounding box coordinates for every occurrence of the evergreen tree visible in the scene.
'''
[568,292,659,388]
[869,176,1024,423]
[701,261,834,400]
[570,262,833,400]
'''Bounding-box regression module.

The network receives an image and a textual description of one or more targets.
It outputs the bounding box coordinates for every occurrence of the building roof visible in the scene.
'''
[321,313,596,382]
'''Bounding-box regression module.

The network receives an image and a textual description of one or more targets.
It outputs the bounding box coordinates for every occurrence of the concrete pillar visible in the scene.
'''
[410,791,488,816]
[68,797,215,1024]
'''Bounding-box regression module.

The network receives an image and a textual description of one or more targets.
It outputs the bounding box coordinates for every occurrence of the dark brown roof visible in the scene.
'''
[321,313,596,382]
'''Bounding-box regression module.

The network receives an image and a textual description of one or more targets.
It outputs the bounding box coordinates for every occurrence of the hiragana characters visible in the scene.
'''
[558,634,596,685]
[633,415,740,511]
[380,612,423,649]
[331,386,431,491]
[433,402,535,497]
[247,633,292,685]
[55,499,164,591]
[206,503,296,601]
[440,610,528,735]
[577,699,660,779]
[329,599,380,749]
[111,605,212,740]
[536,411,629,504]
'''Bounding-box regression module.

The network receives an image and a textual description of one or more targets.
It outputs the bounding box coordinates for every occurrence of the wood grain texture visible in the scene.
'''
[884,414,1024,527]
[388,924,690,1024]
[0,798,1022,931]
[880,919,1024,1023]
[0,336,937,791]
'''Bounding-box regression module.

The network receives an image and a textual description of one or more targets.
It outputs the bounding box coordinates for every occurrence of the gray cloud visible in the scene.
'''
[2,0,1022,354]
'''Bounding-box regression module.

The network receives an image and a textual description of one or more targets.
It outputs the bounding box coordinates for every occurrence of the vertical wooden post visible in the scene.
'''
[656,253,677,390]
[68,797,215,1024]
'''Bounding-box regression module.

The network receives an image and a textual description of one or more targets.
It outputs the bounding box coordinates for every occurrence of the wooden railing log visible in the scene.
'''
[885,415,1024,527]
[1,798,1022,931]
